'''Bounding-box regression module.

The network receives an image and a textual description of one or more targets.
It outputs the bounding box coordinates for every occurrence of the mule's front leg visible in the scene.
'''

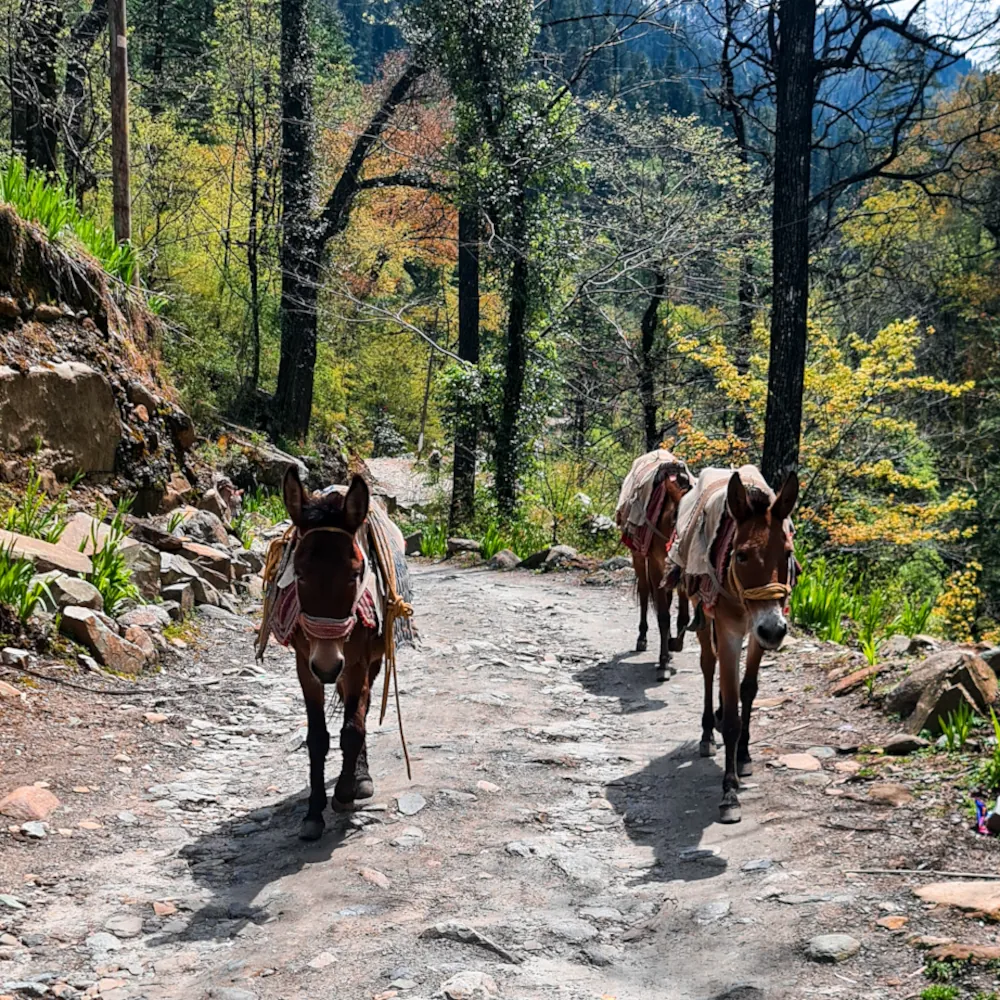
[334,655,373,809]
[716,618,744,824]
[650,554,675,682]
[296,652,329,841]
[670,586,690,652]
[738,637,763,777]
[634,554,650,652]
[697,626,717,757]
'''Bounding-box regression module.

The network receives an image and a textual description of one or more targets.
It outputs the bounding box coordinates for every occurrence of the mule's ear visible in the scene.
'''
[727,470,752,523]
[343,474,370,533]
[772,470,799,522]
[283,465,306,526]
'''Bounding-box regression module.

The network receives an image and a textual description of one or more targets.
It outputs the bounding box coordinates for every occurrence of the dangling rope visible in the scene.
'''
[366,508,415,779]
[726,557,792,606]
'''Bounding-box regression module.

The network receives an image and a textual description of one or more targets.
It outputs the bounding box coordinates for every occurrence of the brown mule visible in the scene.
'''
[633,479,691,682]
[617,452,693,682]
[281,469,390,841]
[694,469,798,824]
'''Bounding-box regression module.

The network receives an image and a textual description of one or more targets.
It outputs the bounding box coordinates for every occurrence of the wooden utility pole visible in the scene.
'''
[108,0,131,250]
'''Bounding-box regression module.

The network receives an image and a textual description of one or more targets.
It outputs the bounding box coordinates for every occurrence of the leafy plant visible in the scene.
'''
[789,558,853,643]
[84,501,140,616]
[0,158,138,283]
[2,463,74,543]
[419,522,448,558]
[166,510,186,534]
[940,700,975,752]
[976,708,1000,791]
[231,510,254,549]
[923,959,962,984]
[895,593,935,637]
[480,521,506,560]
[242,488,287,525]
[920,987,959,1000]
[0,545,51,622]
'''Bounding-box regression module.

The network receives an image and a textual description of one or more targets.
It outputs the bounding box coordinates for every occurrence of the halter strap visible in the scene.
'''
[294,524,374,640]
[724,553,793,607]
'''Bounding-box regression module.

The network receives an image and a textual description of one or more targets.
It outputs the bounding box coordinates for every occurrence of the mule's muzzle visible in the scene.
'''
[309,640,345,685]
[754,614,787,650]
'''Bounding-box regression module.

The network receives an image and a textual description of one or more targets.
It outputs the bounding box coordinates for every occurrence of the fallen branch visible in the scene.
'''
[845,868,1000,880]
[419,921,522,964]
[1,663,160,696]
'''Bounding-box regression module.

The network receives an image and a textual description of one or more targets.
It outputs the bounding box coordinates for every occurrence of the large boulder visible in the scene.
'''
[894,651,999,735]
[159,552,201,588]
[178,541,235,587]
[0,362,121,474]
[122,542,161,599]
[447,538,481,556]
[543,545,579,570]
[60,606,146,674]
[885,649,990,717]
[58,512,136,555]
[32,572,103,612]
[181,509,230,547]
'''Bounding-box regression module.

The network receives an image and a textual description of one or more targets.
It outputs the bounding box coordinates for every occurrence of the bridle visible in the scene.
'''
[725,557,793,607]
[292,525,373,641]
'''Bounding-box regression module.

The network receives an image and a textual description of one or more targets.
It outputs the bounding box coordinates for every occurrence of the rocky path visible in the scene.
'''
[0,563,965,1000]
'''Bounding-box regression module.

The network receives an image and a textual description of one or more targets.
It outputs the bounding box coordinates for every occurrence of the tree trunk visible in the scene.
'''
[273,0,317,441]
[14,0,62,173]
[449,203,481,531]
[64,0,108,200]
[494,202,529,520]
[762,0,816,488]
[639,270,666,452]
[733,257,754,443]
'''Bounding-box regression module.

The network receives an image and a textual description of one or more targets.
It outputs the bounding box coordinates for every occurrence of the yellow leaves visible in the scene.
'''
[932,562,983,643]
[678,308,973,551]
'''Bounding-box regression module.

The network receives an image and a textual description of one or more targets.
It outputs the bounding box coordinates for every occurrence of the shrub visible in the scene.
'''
[790,558,853,643]
[419,522,448,558]
[0,545,50,622]
[84,501,140,616]
[242,487,287,525]
[3,464,72,543]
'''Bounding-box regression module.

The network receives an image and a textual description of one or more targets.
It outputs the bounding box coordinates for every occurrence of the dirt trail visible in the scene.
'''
[0,563,944,1000]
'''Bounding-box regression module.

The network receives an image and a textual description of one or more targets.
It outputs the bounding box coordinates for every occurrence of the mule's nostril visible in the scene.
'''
[756,620,787,647]
[310,655,345,684]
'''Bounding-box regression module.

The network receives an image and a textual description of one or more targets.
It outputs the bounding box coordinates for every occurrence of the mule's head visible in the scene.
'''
[726,470,799,650]
[283,467,370,685]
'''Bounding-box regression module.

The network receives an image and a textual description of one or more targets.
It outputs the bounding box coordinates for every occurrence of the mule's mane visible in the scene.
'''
[743,486,772,518]
[299,490,351,531]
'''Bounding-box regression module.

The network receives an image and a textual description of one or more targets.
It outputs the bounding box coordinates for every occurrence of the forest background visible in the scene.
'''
[3,0,1000,647]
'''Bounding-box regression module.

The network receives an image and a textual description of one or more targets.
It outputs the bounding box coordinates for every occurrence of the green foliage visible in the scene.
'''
[0,545,51,622]
[940,700,975,752]
[480,522,505,560]
[975,709,1000,791]
[920,987,959,1000]
[0,159,137,283]
[3,464,73,543]
[790,558,853,643]
[231,510,255,549]
[923,960,962,984]
[419,522,448,558]
[84,502,140,616]
[242,488,287,525]
[166,510,186,534]
[895,593,935,637]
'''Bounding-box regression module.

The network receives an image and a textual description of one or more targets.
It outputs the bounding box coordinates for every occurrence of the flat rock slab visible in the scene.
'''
[915,881,1000,918]
[805,933,861,962]
[867,783,914,807]
[0,528,92,576]
[396,791,427,816]
[776,753,821,771]
[927,941,1000,962]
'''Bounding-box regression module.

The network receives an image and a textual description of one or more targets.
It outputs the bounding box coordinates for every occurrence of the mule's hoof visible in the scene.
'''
[636,636,648,653]
[667,637,684,652]
[737,758,753,777]
[719,802,742,824]
[331,794,355,812]
[354,777,374,800]
[719,792,742,824]
[699,738,716,757]
[299,817,325,841]
[655,667,669,683]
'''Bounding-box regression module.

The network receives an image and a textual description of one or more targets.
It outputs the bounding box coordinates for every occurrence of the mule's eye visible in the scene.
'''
[735,551,749,563]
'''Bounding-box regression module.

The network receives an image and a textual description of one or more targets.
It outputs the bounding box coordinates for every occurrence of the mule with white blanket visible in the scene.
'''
[615,449,692,681]
[668,465,798,823]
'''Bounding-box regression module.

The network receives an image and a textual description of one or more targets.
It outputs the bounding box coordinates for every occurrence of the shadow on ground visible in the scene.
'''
[151,788,354,945]
[575,649,674,714]
[605,741,730,883]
